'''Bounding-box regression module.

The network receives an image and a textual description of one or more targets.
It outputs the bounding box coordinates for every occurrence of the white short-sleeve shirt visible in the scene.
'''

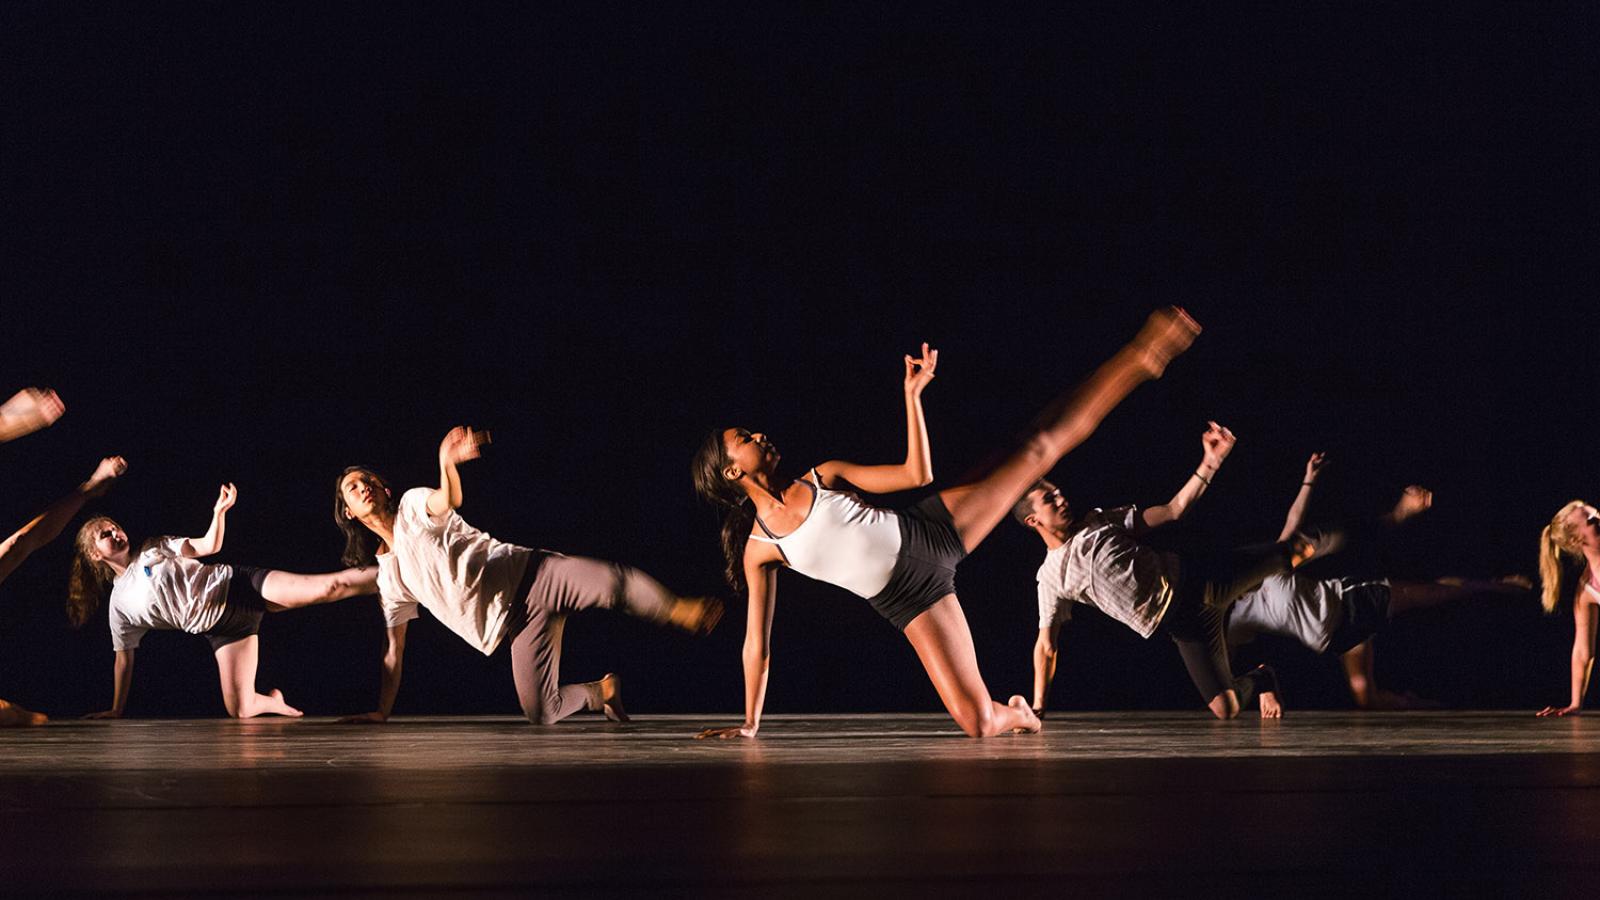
[376,488,533,656]
[107,537,232,651]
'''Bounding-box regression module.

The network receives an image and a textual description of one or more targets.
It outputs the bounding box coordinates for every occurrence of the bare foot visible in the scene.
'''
[1391,486,1433,524]
[1131,307,1202,378]
[597,673,629,723]
[0,697,48,727]
[668,596,724,635]
[1259,691,1283,719]
[1008,695,1042,733]
[0,387,66,441]
[257,689,303,718]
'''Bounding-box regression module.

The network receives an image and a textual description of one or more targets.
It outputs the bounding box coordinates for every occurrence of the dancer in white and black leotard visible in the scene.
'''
[693,308,1202,739]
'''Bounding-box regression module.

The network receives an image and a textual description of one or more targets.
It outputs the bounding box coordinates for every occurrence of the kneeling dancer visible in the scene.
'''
[336,426,721,725]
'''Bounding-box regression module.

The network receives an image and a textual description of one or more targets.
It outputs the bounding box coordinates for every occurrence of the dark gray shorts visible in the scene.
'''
[867,494,967,631]
[1325,580,1392,655]
[204,566,269,652]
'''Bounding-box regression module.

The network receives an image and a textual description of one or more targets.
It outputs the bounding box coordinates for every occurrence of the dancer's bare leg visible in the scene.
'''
[0,456,125,583]
[0,697,47,727]
[903,596,1041,737]
[213,637,302,718]
[939,308,1200,552]
[1388,578,1524,618]
[1341,639,1377,708]
[260,567,377,612]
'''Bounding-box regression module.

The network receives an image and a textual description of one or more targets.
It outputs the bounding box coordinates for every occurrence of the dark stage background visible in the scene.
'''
[1,3,1594,719]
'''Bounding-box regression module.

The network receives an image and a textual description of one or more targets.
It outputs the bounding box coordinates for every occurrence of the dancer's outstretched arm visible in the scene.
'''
[698,554,779,739]
[1139,422,1236,530]
[1276,453,1327,542]
[85,649,135,719]
[1538,600,1596,717]
[816,345,937,493]
[342,622,409,724]
[1031,624,1063,713]
[178,484,236,558]
[0,387,65,443]
[427,426,489,516]
[0,456,126,584]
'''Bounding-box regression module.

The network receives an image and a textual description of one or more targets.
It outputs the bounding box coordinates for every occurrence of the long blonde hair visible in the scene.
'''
[1538,500,1589,614]
[66,516,120,628]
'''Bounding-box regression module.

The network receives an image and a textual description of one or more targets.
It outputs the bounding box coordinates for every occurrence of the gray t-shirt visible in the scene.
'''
[1035,506,1179,639]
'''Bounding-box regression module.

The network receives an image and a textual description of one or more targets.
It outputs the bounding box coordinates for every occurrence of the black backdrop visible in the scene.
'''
[1,2,1594,718]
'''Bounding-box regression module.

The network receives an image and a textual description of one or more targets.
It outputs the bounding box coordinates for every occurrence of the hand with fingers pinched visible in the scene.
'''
[439,426,491,467]
[214,483,239,514]
[903,343,938,395]
[1303,452,1328,484]
[1200,421,1236,470]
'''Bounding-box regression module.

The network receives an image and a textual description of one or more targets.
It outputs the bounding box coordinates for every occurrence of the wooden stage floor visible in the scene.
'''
[3,712,1598,897]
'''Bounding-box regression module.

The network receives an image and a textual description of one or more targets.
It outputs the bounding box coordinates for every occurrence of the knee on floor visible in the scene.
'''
[1208,692,1242,720]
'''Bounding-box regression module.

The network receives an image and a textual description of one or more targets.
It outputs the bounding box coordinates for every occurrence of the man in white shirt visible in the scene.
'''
[1017,423,1329,720]
[336,426,721,725]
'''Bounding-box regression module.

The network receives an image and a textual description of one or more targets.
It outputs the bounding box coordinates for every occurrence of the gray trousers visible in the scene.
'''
[508,552,675,724]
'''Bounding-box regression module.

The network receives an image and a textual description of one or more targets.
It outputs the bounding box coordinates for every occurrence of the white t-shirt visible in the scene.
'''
[376,487,533,656]
[1224,574,1384,653]
[107,537,232,651]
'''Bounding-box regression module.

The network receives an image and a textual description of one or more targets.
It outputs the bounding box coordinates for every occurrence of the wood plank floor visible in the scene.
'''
[3,713,1598,897]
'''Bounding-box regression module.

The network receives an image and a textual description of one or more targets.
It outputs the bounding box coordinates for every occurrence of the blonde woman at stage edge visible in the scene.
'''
[1537,500,1600,716]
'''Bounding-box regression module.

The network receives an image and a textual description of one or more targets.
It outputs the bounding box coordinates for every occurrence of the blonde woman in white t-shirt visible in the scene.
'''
[69,485,377,719]
[333,427,722,725]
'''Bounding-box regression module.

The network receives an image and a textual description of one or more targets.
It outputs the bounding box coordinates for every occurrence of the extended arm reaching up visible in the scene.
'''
[817,345,937,494]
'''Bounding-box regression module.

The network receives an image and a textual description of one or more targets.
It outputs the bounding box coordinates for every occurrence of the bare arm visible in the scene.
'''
[178,483,236,558]
[0,456,126,584]
[427,426,489,517]
[85,649,135,719]
[1139,422,1236,530]
[1032,624,1063,713]
[1539,601,1597,716]
[1276,453,1328,542]
[817,344,937,494]
[698,550,780,738]
[342,622,409,724]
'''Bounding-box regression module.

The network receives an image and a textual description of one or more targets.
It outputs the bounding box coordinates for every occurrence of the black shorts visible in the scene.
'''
[1325,579,1392,655]
[867,494,968,631]
[204,565,269,652]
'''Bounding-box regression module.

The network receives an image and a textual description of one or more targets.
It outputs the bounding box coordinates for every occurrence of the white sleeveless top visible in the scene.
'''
[749,469,904,598]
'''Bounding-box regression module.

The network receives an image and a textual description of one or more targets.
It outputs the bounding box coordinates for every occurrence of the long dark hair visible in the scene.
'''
[692,428,757,592]
[334,466,397,567]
